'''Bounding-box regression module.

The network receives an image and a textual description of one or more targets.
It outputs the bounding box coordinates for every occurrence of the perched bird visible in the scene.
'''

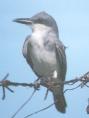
[14,11,67,113]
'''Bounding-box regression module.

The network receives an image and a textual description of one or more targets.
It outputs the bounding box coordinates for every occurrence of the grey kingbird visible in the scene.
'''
[14,11,67,113]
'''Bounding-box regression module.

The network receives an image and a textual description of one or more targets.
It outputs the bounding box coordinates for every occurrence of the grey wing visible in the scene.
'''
[22,35,40,77]
[22,35,34,70]
[55,40,67,81]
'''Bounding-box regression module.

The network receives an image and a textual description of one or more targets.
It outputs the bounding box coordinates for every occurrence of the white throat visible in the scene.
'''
[32,23,51,33]
[31,24,51,46]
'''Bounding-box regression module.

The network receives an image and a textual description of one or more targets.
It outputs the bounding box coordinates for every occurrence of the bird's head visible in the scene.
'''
[13,11,59,35]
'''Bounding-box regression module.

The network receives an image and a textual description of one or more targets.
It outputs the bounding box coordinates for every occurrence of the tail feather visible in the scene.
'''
[52,88,67,113]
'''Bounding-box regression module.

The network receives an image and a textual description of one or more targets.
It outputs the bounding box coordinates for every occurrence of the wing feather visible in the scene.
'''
[55,40,67,81]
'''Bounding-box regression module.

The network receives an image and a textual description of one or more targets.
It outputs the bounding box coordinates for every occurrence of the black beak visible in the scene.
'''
[13,18,32,25]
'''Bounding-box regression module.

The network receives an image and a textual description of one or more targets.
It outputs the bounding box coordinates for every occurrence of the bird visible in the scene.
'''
[13,11,67,113]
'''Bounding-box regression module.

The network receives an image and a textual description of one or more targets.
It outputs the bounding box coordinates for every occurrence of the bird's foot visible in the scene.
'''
[34,78,41,90]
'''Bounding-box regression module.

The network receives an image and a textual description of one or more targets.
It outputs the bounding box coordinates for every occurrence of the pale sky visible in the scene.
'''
[0,0,89,118]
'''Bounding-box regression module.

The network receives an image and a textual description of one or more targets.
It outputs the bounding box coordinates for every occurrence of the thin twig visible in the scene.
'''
[64,84,81,93]
[85,84,89,88]
[2,86,5,100]
[2,73,9,80]
[24,102,54,118]
[86,98,89,114]
[6,87,14,93]
[11,90,36,118]
[44,89,49,100]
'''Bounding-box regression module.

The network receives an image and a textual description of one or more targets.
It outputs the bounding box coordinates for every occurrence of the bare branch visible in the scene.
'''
[0,71,89,117]
[0,71,89,100]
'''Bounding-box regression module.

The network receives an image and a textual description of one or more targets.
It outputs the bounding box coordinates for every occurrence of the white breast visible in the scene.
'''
[30,31,57,76]
[23,24,58,77]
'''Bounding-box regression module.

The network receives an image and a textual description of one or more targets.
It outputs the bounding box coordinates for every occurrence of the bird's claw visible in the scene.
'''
[34,79,41,90]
